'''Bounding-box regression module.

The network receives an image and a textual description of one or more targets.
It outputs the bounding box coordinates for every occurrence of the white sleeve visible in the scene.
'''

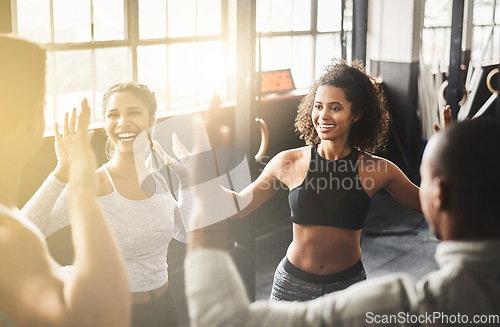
[184,249,418,327]
[21,172,70,236]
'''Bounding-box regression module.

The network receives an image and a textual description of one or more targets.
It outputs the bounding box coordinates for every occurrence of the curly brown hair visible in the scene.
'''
[295,59,389,154]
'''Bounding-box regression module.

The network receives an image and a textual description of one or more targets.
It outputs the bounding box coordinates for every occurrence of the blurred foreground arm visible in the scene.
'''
[0,100,130,327]
[63,99,130,326]
[186,235,413,326]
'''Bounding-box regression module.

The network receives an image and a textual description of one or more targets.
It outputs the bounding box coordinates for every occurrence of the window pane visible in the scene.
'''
[54,50,92,122]
[95,47,131,117]
[315,33,341,77]
[291,35,313,89]
[139,0,166,39]
[44,95,55,130]
[198,0,222,36]
[95,47,131,91]
[168,0,196,37]
[93,0,125,41]
[45,52,56,128]
[293,0,311,31]
[16,0,50,43]
[53,0,91,43]
[317,0,342,32]
[270,0,292,31]
[137,45,167,111]
[258,36,292,71]
[256,0,271,33]
[198,41,226,103]
[168,43,196,107]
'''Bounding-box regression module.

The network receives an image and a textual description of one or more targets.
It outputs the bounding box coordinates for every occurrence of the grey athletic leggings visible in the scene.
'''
[270,256,367,302]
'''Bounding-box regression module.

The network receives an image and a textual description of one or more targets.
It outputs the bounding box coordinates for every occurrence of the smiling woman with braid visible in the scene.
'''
[22,82,193,327]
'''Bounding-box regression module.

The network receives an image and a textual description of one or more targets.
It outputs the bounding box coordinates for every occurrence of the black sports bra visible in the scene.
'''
[288,146,371,230]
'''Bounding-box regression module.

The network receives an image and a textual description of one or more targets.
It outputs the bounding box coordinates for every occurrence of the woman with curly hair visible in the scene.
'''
[230,59,421,302]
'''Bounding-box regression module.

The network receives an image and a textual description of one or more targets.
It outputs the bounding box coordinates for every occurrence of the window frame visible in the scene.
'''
[11,0,230,131]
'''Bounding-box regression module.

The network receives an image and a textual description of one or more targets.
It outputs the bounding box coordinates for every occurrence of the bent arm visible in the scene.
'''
[21,172,69,236]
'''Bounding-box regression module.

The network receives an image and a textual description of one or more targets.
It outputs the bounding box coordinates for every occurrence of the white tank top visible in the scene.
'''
[22,166,189,292]
[97,165,183,292]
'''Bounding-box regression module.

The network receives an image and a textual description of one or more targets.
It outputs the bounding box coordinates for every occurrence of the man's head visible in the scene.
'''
[420,119,500,240]
[0,34,46,161]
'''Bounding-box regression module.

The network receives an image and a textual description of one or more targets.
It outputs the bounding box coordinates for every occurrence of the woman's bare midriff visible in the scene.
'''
[287,223,362,275]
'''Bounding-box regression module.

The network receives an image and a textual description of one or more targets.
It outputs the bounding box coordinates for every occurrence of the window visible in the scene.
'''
[12,0,228,130]
[422,0,500,70]
[256,0,353,91]
[13,0,353,130]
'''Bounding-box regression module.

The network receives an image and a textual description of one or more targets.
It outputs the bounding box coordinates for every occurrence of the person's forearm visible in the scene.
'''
[229,182,277,220]
[53,163,70,183]
[227,190,250,219]
[66,193,130,327]
[21,172,67,234]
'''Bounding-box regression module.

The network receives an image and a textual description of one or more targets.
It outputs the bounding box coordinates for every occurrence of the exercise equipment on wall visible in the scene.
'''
[419,16,499,138]
[472,68,499,118]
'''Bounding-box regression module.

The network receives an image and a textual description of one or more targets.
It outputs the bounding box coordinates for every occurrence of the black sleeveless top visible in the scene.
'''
[288,146,371,230]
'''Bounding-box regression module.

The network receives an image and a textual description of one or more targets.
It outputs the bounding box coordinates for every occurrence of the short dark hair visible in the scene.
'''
[431,119,500,232]
[0,34,46,135]
[294,59,390,153]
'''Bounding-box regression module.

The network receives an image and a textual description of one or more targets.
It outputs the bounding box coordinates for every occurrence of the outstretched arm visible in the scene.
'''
[184,160,416,327]
[0,100,130,327]
[228,152,283,219]
[157,133,283,221]
[382,160,421,214]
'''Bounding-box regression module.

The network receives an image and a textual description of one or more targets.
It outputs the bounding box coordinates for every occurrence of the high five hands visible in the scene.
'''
[53,99,96,192]
[150,133,193,187]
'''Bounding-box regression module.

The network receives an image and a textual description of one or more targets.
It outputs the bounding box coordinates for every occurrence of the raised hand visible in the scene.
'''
[433,105,453,133]
[53,105,95,182]
[66,99,97,195]
[152,133,193,186]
